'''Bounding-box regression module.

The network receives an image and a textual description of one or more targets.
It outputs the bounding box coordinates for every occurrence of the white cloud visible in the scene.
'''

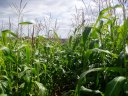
[1,0,121,38]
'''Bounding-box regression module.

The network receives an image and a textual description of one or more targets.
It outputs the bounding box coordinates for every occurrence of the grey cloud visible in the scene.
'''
[0,0,9,8]
[0,0,104,38]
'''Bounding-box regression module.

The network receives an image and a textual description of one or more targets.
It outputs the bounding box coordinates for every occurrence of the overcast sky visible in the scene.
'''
[0,0,123,38]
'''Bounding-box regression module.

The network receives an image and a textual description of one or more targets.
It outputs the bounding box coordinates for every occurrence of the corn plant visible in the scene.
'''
[0,1,128,96]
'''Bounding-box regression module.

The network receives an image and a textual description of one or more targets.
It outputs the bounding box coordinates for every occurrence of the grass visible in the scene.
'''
[0,1,128,96]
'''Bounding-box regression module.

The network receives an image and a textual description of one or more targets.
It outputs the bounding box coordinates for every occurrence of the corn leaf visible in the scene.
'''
[19,22,33,25]
[34,81,47,96]
[105,76,126,96]
[0,94,7,96]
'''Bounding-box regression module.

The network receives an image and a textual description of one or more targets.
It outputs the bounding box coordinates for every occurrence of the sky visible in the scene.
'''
[0,0,123,38]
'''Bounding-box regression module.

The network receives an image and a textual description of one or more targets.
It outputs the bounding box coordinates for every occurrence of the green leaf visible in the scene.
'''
[89,39,99,49]
[2,30,17,37]
[123,81,128,95]
[91,48,118,58]
[0,94,7,96]
[82,26,92,48]
[43,64,47,77]
[75,68,104,96]
[17,44,31,64]
[75,67,126,96]
[92,5,121,38]
[68,36,73,47]
[0,46,10,55]
[97,5,121,25]
[19,22,33,25]
[25,45,31,64]
[1,30,17,45]
[105,76,126,96]
[19,65,31,79]
[34,81,47,96]
[17,44,27,50]
[80,86,103,95]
